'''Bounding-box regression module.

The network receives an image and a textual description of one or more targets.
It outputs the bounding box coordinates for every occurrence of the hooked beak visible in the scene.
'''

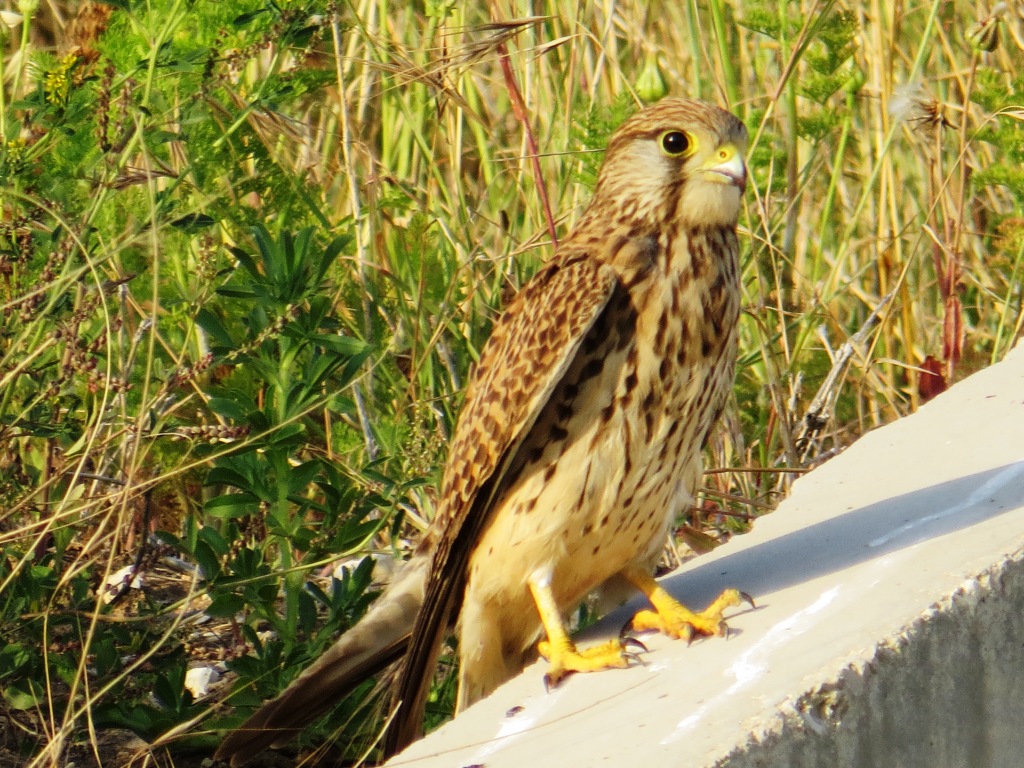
[702,144,747,194]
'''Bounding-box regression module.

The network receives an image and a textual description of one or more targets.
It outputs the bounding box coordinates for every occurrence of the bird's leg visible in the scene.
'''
[528,574,641,688]
[623,566,753,640]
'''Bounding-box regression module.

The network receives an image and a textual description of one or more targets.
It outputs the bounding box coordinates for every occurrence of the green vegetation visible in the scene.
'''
[1,0,1021,765]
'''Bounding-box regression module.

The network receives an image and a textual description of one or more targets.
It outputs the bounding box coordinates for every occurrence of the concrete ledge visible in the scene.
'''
[386,342,1024,768]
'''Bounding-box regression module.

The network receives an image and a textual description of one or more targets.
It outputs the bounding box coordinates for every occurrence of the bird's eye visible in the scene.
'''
[660,130,691,156]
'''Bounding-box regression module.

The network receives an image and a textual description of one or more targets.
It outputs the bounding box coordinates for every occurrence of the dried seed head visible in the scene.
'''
[888,83,954,131]
[966,4,1007,53]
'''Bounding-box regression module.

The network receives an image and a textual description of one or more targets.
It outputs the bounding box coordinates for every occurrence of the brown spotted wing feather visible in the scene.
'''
[385,254,619,753]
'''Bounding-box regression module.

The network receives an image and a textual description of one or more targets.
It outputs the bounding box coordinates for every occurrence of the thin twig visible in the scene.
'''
[496,42,558,249]
[795,290,896,463]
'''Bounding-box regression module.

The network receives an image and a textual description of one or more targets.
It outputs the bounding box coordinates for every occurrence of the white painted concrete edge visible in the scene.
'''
[385,340,1024,768]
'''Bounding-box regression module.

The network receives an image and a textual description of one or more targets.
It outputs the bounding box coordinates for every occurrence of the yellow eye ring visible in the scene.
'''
[660,130,693,156]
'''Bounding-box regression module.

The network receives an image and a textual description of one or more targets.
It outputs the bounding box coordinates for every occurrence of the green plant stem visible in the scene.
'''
[683,0,705,98]
[991,236,1024,363]
[9,3,33,114]
[814,91,856,277]
[0,38,7,140]
[708,0,739,107]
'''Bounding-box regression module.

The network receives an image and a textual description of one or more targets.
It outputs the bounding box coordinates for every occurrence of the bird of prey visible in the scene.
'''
[215,97,750,766]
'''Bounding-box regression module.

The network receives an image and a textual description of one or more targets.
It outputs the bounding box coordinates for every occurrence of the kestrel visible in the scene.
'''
[216,97,750,766]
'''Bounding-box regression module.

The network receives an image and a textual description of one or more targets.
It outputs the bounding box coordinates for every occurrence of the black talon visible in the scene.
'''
[619,618,636,638]
[739,591,756,608]
[621,636,648,654]
[543,670,574,693]
[622,651,645,665]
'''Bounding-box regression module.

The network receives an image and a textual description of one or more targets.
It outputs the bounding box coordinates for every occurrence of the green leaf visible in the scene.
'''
[170,213,216,231]
[195,309,234,348]
[0,643,32,677]
[206,593,245,618]
[198,525,231,556]
[205,468,253,489]
[206,397,250,422]
[205,492,260,519]
[193,540,222,581]
[233,8,268,27]
[229,245,261,281]
[3,679,42,710]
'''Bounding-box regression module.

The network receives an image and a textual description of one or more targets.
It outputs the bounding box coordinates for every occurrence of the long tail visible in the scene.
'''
[215,557,428,767]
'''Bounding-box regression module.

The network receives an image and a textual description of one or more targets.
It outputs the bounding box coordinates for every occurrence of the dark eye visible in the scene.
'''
[661,131,690,155]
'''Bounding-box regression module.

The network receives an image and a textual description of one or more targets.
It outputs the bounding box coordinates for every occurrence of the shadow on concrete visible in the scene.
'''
[597,460,1024,626]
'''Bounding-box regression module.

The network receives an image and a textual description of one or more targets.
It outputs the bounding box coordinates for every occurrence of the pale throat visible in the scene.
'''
[676,180,742,228]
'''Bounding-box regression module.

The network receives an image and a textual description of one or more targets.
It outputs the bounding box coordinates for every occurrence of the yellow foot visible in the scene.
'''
[537,637,647,688]
[628,588,754,641]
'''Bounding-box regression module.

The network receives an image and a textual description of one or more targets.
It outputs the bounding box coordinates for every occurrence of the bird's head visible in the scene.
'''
[593,98,748,230]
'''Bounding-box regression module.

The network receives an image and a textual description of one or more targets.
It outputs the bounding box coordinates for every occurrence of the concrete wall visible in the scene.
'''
[721,552,1024,768]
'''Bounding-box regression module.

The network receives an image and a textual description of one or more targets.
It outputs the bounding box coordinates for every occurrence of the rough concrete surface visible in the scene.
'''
[385,341,1024,768]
